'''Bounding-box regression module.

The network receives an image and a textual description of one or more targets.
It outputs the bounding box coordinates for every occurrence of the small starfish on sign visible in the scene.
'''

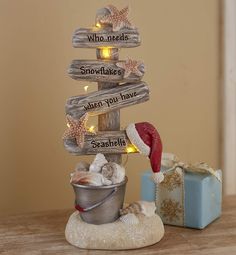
[116,58,144,78]
[99,5,133,31]
[62,113,90,148]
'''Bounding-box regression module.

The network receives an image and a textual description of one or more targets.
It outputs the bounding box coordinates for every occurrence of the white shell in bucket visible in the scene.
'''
[89,153,108,173]
[71,171,111,186]
[101,162,125,184]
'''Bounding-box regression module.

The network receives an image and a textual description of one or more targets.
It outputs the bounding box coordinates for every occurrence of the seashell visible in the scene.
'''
[119,213,139,225]
[120,201,156,217]
[89,153,108,173]
[101,162,125,184]
[70,171,112,186]
[120,202,142,216]
[139,201,156,217]
[70,171,88,184]
[75,161,90,172]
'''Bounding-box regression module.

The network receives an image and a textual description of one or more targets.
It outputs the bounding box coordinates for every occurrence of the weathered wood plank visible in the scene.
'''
[68,59,145,83]
[97,47,121,164]
[66,82,149,120]
[63,131,135,155]
[72,27,141,48]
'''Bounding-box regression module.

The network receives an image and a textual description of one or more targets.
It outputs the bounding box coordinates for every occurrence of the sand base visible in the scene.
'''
[65,211,164,250]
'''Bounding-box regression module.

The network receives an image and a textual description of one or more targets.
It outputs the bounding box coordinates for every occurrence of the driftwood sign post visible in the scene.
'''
[97,46,121,164]
[63,6,147,163]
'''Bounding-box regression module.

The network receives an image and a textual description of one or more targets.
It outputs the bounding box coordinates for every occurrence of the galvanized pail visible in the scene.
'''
[72,176,128,225]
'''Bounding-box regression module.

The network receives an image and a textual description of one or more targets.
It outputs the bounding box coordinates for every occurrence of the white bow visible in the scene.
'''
[161,153,221,182]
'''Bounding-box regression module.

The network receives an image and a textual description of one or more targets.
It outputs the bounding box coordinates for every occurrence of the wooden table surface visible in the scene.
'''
[0,196,235,255]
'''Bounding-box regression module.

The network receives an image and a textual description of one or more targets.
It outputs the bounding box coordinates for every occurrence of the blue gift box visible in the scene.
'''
[141,168,222,229]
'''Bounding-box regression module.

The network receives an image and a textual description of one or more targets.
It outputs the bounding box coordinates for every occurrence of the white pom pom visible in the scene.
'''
[152,172,164,184]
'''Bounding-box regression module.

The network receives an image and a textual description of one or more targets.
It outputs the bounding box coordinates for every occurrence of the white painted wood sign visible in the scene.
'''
[68,60,144,82]
[72,28,140,48]
[66,82,149,119]
[64,131,135,155]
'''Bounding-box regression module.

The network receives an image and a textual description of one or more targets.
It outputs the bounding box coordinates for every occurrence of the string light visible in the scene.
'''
[84,85,89,93]
[100,47,112,59]
[88,125,96,133]
[96,22,101,28]
[67,123,70,128]
[126,144,138,153]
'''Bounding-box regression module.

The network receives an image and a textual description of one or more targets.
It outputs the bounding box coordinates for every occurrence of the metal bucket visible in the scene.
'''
[71,176,128,225]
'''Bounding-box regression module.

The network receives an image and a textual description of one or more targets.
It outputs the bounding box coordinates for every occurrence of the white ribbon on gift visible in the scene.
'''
[155,153,221,226]
[161,153,222,182]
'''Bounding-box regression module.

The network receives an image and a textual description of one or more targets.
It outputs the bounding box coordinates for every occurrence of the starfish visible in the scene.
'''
[99,5,133,31]
[116,58,144,78]
[62,113,89,148]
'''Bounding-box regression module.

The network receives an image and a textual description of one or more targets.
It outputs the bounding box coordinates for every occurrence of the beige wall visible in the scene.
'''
[0,0,220,215]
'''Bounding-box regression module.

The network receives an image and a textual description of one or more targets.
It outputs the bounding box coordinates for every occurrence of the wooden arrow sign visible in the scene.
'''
[68,60,144,83]
[72,28,141,48]
[66,82,149,120]
[63,131,136,155]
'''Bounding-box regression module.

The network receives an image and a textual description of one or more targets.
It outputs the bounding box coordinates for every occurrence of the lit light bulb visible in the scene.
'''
[88,125,96,133]
[84,85,89,93]
[96,22,101,28]
[67,123,70,128]
[100,47,111,59]
[126,145,137,153]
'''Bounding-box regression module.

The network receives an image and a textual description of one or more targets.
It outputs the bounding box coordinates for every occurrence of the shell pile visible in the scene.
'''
[70,153,126,186]
[120,201,156,217]
[71,171,111,186]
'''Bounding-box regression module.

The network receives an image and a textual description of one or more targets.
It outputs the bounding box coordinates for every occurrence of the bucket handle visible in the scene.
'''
[75,187,118,212]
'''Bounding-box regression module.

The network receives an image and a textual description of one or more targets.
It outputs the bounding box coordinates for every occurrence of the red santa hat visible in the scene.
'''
[126,122,164,183]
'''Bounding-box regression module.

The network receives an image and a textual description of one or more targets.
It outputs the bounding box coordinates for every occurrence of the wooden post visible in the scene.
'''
[97,47,121,164]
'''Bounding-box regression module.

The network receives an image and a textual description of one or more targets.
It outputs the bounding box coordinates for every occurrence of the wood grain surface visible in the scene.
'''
[0,196,235,255]
[63,130,135,155]
[72,27,141,48]
[96,47,121,164]
[68,59,145,82]
[66,82,149,120]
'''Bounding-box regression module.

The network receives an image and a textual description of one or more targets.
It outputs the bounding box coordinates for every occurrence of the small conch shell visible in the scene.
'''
[70,171,112,186]
[101,162,125,184]
[119,213,139,225]
[120,201,156,217]
[89,153,108,173]
[75,161,90,172]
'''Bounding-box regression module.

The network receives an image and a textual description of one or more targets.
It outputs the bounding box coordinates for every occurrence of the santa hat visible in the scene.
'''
[126,122,164,184]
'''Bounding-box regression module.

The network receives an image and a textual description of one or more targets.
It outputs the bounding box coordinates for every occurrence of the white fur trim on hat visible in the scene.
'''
[126,123,150,156]
[152,172,164,184]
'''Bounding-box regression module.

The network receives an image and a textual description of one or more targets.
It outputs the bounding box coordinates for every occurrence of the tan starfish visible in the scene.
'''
[62,113,89,148]
[99,5,133,31]
[116,58,144,78]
